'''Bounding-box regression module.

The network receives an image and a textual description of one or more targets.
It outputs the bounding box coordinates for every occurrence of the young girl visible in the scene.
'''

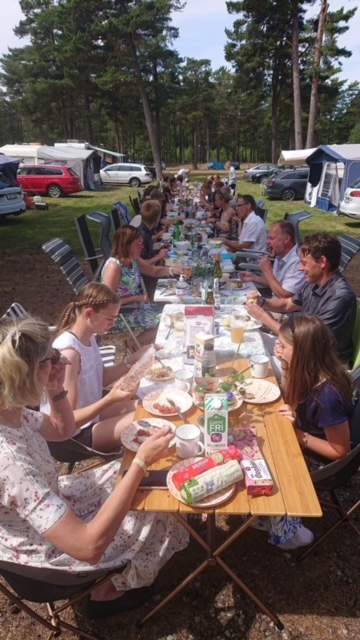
[51,282,147,453]
[277,314,353,460]
[0,316,188,617]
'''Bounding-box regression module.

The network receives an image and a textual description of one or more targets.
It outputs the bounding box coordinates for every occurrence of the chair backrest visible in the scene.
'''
[3,302,28,320]
[351,299,360,372]
[255,205,268,223]
[283,210,313,246]
[42,238,89,294]
[110,207,121,232]
[129,195,141,215]
[86,211,112,262]
[338,234,360,273]
[74,214,100,276]
[114,201,132,224]
[350,395,360,448]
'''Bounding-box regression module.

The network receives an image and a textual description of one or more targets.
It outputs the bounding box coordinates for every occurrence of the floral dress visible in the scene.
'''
[0,408,188,591]
[102,257,161,331]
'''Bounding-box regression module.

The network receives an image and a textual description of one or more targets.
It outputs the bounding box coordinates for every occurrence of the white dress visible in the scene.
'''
[0,408,188,590]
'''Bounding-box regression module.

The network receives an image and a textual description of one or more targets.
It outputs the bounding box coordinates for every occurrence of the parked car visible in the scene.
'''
[244,163,278,182]
[207,160,240,171]
[100,162,153,188]
[17,165,83,198]
[338,176,360,219]
[0,183,26,219]
[265,168,309,201]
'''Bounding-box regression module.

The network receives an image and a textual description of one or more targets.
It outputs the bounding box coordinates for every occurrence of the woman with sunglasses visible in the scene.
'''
[0,316,188,617]
[277,314,352,461]
[50,282,148,453]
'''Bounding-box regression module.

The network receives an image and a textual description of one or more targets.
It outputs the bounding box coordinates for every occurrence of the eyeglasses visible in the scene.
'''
[236,203,248,208]
[41,348,61,366]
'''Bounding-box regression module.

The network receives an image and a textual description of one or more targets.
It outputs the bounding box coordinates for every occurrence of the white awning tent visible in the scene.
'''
[277,148,316,166]
[0,144,99,189]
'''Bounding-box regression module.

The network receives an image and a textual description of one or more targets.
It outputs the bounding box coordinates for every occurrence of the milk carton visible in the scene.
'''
[204,394,229,456]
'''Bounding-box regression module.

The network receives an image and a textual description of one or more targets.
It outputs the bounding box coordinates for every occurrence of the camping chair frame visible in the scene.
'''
[0,563,118,640]
[74,214,103,280]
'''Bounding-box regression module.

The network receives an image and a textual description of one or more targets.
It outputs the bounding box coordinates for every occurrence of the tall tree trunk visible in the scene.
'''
[152,61,162,161]
[306,0,328,148]
[292,0,303,149]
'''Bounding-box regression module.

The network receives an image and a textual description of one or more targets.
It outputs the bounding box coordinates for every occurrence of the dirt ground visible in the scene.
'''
[1,250,360,640]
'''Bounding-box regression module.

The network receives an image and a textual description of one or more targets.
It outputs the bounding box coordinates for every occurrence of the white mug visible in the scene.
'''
[175,424,205,458]
[250,355,269,378]
[175,369,194,392]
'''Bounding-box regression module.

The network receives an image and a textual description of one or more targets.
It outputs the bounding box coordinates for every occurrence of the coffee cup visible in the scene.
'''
[175,369,194,392]
[250,355,269,378]
[175,424,205,458]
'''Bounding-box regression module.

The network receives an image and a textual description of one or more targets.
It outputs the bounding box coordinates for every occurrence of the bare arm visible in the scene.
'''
[296,422,350,461]
[221,237,253,252]
[40,357,76,441]
[42,429,175,563]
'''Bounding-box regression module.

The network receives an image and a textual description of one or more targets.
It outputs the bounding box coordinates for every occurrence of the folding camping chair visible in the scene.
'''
[86,211,112,263]
[283,210,313,246]
[74,214,103,280]
[0,561,118,640]
[338,234,360,273]
[297,398,360,561]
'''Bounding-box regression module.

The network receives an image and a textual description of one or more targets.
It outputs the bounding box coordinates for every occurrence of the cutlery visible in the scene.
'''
[165,325,174,340]
[166,397,186,421]
[154,355,167,368]
[137,419,153,428]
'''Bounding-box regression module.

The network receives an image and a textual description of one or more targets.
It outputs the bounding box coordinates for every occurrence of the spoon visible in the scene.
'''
[137,419,152,428]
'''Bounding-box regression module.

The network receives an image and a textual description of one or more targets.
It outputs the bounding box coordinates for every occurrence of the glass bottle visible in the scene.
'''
[212,254,223,279]
[213,277,221,310]
[206,280,215,305]
[201,343,217,377]
[174,220,182,242]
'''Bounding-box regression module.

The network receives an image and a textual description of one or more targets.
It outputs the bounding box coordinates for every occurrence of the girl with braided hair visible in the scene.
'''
[50,282,149,453]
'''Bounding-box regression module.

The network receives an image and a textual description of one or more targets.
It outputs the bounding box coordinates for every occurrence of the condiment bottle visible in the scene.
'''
[212,254,223,279]
[206,281,215,305]
[201,342,217,377]
[174,220,182,241]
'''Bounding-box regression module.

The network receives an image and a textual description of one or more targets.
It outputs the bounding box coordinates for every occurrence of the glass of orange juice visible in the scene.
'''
[230,315,246,344]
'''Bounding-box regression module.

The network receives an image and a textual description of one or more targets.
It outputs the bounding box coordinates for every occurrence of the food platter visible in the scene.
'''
[143,388,193,417]
[242,379,280,404]
[121,418,176,452]
[193,394,243,413]
[167,457,236,507]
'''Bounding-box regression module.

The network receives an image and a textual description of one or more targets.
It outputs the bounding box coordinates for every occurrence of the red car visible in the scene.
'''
[17,165,83,198]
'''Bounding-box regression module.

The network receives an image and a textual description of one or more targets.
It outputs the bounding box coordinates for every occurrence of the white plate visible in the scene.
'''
[143,388,193,417]
[121,419,176,452]
[225,295,247,305]
[242,379,280,404]
[145,366,175,382]
[193,394,243,413]
[167,457,236,507]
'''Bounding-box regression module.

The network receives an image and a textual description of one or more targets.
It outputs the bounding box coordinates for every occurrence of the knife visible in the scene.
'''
[166,397,186,421]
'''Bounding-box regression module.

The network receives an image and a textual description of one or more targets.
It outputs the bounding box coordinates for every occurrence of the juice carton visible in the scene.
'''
[204,394,229,456]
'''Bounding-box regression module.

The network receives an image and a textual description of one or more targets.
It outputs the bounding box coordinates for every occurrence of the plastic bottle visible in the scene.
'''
[201,343,217,377]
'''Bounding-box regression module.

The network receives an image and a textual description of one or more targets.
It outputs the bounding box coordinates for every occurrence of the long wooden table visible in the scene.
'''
[119,360,322,630]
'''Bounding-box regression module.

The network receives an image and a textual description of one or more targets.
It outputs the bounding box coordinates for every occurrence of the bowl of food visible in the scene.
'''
[193,377,220,407]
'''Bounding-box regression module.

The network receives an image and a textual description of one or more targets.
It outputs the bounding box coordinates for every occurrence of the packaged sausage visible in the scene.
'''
[172,446,241,490]
[241,458,273,496]
[119,345,155,391]
[180,459,243,504]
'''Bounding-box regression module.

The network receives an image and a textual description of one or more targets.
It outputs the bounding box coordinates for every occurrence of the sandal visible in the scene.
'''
[86,584,154,619]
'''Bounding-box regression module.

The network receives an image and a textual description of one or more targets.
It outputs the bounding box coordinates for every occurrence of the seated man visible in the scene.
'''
[245,232,357,365]
[139,200,168,263]
[222,194,267,254]
[241,220,305,298]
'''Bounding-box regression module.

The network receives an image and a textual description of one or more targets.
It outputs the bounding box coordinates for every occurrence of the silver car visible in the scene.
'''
[244,163,278,182]
[0,184,26,219]
[100,162,153,188]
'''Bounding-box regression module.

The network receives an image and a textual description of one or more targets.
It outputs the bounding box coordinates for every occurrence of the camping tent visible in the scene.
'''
[0,144,98,189]
[0,154,22,186]
[304,144,360,212]
[277,148,316,166]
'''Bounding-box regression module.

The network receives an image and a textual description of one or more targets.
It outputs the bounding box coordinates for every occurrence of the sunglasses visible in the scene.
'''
[41,348,61,366]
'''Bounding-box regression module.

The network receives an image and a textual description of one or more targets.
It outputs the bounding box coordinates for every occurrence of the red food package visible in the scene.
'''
[241,458,273,496]
[172,446,241,490]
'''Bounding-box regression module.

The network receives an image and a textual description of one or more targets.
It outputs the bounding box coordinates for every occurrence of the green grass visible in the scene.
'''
[1,171,359,256]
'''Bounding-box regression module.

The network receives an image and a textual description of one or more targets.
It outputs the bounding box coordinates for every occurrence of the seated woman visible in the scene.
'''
[257,314,353,551]
[277,314,352,461]
[211,188,235,237]
[102,225,180,349]
[0,316,188,618]
[49,282,148,452]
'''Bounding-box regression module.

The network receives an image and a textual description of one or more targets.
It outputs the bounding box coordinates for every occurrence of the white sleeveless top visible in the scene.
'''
[52,331,103,431]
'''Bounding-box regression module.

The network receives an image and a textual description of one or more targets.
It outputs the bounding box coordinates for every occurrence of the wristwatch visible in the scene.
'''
[259,296,267,307]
